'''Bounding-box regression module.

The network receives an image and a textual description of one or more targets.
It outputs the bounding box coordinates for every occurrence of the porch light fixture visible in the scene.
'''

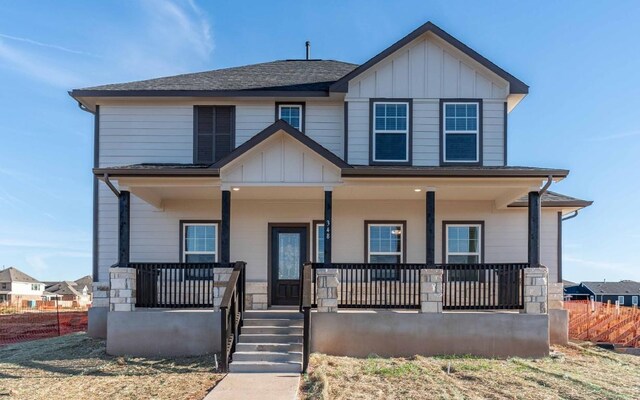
[414,188,422,192]
[232,187,240,191]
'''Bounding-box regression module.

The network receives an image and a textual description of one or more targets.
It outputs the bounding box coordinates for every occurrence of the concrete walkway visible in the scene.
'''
[204,373,300,400]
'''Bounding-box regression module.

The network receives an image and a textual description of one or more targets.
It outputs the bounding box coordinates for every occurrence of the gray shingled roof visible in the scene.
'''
[581,281,640,295]
[0,267,42,283]
[509,191,592,208]
[75,60,358,93]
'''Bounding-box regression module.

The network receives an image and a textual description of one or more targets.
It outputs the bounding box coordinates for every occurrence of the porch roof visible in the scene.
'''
[508,191,592,209]
[94,164,569,179]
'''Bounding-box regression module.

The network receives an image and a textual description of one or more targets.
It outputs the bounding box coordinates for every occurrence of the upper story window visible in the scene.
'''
[277,103,304,131]
[31,284,40,291]
[442,101,481,164]
[372,101,411,163]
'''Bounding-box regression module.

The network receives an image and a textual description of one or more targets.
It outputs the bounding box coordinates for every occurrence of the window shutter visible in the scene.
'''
[194,106,235,164]
[195,106,214,164]
[214,106,234,162]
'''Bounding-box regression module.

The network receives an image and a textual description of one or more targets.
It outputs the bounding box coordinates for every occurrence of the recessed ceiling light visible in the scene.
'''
[414,188,422,192]
[232,187,240,191]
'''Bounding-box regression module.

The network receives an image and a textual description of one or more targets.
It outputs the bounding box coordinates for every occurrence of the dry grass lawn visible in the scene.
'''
[301,343,640,400]
[0,333,223,400]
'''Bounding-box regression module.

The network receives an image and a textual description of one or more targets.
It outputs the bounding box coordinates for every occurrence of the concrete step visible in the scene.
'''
[233,351,302,363]
[243,318,303,327]
[236,342,303,353]
[229,360,302,373]
[238,334,302,344]
[244,311,302,320]
[242,326,303,335]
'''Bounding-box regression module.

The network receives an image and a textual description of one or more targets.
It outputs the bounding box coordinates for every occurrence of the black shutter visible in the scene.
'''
[214,106,234,162]
[194,106,235,164]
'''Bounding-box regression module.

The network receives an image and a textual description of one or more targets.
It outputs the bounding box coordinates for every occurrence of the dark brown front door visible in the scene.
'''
[271,226,307,306]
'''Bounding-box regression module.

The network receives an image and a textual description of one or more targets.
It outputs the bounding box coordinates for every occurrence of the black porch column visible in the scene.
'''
[324,190,332,267]
[426,191,436,265]
[118,190,130,267]
[528,191,541,267]
[221,189,231,264]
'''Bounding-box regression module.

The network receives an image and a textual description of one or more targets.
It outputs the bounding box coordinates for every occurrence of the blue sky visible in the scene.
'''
[0,1,638,282]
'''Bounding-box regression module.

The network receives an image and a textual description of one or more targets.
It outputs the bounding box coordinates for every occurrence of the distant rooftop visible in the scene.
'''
[0,267,42,284]
[581,281,640,295]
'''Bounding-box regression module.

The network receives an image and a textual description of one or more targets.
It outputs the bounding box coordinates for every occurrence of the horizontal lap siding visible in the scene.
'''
[413,100,439,166]
[347,101,369,165]
[483,101,505,166]
[98,106,193,167]
[235,103,274,146]
[97,106,194,282]
[306,102,344,158]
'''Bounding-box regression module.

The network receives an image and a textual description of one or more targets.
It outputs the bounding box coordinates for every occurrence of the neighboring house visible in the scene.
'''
[565,281,640,306]
[71,21,592,370]
[45,276,94,306]
[0,267,45,305]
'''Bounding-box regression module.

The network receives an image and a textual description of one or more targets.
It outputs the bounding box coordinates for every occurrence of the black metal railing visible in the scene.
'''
[308,263,424,309]
[131,262,234,308]
[438,263,528,310]
[220,262,246,372]
[300,264,312,373]
[306,262,530,311]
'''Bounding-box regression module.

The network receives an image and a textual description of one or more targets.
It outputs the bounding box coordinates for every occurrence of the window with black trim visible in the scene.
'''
[182,223,218,262]
[278,104,303,131]
[445,223,482,281]
[182,222,218,280]
[372,102,409,162]
[367,223,404,280]
[442,102,480,163]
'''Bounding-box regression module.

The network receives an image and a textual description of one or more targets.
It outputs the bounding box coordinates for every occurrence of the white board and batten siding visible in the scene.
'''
[222,132,341,185]
[346,32,507,166]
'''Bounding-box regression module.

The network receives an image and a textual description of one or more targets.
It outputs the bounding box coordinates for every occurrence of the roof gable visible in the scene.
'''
[216,120,348,185]
[331,21,528,96]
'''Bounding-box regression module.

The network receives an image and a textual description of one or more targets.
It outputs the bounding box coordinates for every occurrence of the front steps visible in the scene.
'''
[229,310,303,373]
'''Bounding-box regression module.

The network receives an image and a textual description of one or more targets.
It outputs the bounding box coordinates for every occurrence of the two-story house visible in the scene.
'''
[0,267,45,306]
[71,22,591,371]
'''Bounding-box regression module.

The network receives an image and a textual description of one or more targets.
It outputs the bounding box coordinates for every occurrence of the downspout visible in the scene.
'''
[562,211,579,221]
[103,173,120,197]
[539,175,553,195]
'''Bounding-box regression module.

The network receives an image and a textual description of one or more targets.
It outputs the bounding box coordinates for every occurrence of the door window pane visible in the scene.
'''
[278,233,300,279]
[316,224,325,263]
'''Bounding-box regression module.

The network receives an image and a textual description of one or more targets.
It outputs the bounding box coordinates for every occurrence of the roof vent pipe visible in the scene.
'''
[305,41,310,60]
